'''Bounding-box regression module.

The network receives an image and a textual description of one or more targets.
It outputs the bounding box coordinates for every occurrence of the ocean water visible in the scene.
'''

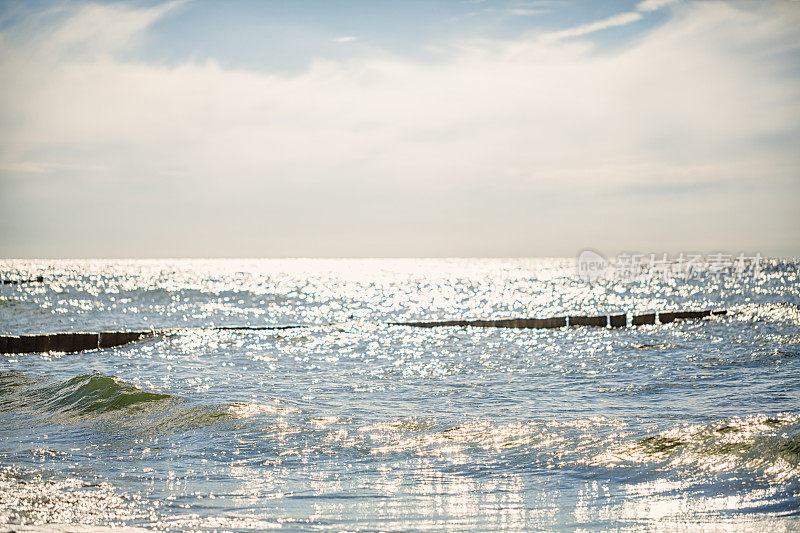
[0,258,798,532]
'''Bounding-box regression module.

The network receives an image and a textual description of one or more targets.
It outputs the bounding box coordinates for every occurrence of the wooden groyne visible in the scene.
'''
[391,317,568,329]
[0,325,310,355]
[391,310,726,329]
[1,276,44,285]
[0,331,149,354]
[0,310,727,354]
[214,325,304,331]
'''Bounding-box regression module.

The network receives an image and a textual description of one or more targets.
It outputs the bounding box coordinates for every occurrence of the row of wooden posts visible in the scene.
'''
[0,331,147,355]
[392,309,727,328]
[0,309,726,355]
[1,276,45,285]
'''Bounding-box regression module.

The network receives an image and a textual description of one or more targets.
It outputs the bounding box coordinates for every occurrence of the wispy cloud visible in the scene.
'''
[637,0,680,12]
[333,36,357,43]
[540,0,680,43]
[508,8,545,17]
[540,11,643,42]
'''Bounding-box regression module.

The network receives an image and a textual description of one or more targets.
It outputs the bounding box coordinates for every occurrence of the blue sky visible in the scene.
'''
[0,0,798,257]
[135,0,669,72]
[2,1,666,65]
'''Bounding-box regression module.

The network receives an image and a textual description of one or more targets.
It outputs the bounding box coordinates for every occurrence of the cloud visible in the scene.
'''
[508,8,545,17]
[333,36,357,43]
[10,1,183,61]
[637,0,680,12]
[539,11,643,42]
[0,1,798,256]
[540,0,679,43]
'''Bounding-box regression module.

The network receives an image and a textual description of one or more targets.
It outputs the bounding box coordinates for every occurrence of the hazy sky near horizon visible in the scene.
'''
[1,0,798,258]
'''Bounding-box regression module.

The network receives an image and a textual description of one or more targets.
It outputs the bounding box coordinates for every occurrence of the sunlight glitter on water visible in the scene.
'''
[0,259,798,530]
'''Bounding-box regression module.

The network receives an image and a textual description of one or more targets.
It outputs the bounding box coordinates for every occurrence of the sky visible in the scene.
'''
[0,0,798,258]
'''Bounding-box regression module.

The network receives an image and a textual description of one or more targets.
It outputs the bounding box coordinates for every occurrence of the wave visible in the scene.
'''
[0,371,272,434]
[0,371,193,423]
[595,414,800,482]
[30,373,172,414]
[731,302,800,325]
[0,371,174,416]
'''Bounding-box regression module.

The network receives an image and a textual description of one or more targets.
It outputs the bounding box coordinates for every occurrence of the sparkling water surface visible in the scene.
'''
[0,259,799,531]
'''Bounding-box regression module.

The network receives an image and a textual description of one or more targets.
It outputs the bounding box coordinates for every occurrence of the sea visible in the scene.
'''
[0,258,798,531]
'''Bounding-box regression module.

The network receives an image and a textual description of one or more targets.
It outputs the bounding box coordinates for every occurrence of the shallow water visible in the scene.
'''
[0,259,798,531]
